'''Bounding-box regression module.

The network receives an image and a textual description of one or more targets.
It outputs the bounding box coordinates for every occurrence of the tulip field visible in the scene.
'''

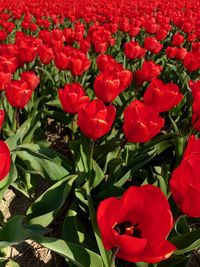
[0,0,200,266]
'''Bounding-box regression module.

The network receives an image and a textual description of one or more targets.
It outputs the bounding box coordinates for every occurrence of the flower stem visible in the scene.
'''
[86,140,110,267]
[109,247,119,267]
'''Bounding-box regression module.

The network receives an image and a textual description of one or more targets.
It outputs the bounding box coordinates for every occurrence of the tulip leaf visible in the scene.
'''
[171,228,200,255]
[157,254,187,267]
[15,143,72,180]
[26,175,76,226]
[46,99,62,108]
[174,216,190,235]
[114,148,157,187]
[90,159,105,189]
[0,216,29,248]
[4,259,20,267]
[31,235,103,267]
[0,157,18,201]
[62,201,97,251]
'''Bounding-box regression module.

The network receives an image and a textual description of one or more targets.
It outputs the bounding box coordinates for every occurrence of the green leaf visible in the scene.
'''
[62,201,97,251]
[171,228,200,255]
[174,216,190,235]
[90,160,104,189]
[26,175,76,226]
[0,216,29,248]
[4,259,20,267]
[0,158,18,201]
[31,235,103,267]
[46,99,62,108]
[114,148,157,187]
[15,143,72,180]
[157,255,186,267]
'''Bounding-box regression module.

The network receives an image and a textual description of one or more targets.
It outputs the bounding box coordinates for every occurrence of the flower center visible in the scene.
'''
[113,221,142,238]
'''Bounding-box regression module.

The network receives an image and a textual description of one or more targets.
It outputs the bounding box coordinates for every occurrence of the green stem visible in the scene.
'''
[109,247,119,267]
[116,140,127,159]
[86,140,110,267]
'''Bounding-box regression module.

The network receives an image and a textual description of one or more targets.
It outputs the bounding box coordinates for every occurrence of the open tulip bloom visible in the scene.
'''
[97,185,176,263]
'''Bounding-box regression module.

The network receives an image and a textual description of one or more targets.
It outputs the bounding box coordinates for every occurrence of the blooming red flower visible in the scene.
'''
[37,45,54,65]
[96,54,116,72]
[0,110,5,129]
[58,83,89,114]
[0,72,12,91]
[21,71,40,91]
[124,41,145,60]
[183,52,200,72]
[0,56,18,74]
[170,135,200,217]
[144,37,163,54]
[94,69,132,103]
[123,100,164,143]
[155,29,168,41]
[6,80,33,109]
[172,33,184,46]
[134,61,162,85]
[143,79,183,112]
[54,51,69,70]
[78,99,116,140]
[97,185,176,263]
[0,141,11,180]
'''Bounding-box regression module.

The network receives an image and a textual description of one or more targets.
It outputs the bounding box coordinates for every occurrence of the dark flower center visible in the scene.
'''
[113,220,142,238]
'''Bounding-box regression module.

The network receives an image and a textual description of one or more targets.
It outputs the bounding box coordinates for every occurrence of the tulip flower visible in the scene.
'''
[0,72,12,91]
[143,79,183,112]
[0,110,5,129]
[172,33,185,46]
[97,185,176,263]
[21,71,40,91]
[94,69,132,103]
[123,100,164,143]
[144,37,163,54]
[134,61,162,85]
[0,141,11,180]
[37,45,54,65]
[6,80,33,108]
[58,83,89,114]
[78,99,116,140]
[170,135,200,217]
[124,41,145,60]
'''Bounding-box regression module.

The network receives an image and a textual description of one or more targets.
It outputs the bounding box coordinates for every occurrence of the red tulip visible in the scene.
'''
[17,46,37,65]
[183,52,200,72]
[123,100,164,143]
[0,72,12,91]
[170,135,200,217]
[97,184,176,263]
[144,37,163,54]
[0,141,11,180]
[21,71,40,91]
[6,80,33,109]
[134,61,162,85]
[78,99,116,140]
[166,47,176,59]
[172,33,185,46]
[124,41,145,60]
[155,29,168,41]
[94,70,132,103]
[54,52,69,70]
[37,45,54,65]
[96,54,116,72]
[0,110,5,129]
[58,83,89,114]
[143,79,183,112]
[0,56,18,74]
